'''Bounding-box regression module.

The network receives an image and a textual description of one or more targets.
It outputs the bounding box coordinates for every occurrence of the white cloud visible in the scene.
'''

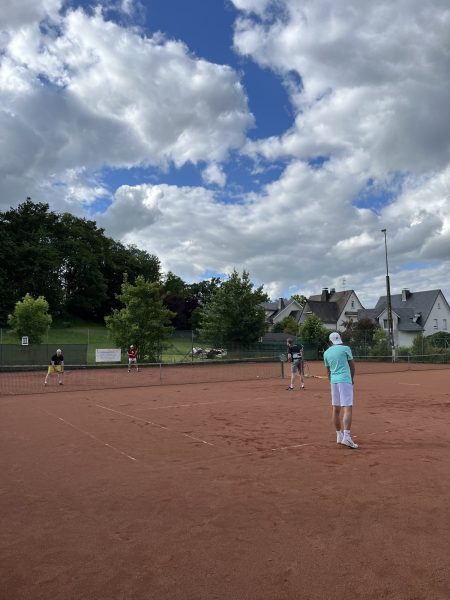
[1,0,450,309]
[98,157,450,308]
[0,2,253,208]
[0,0,62,30]
[202,163,227,187]
[233,0,450,177]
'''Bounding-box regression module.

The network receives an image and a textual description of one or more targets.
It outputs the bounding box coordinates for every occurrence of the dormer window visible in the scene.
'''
[351,300,354,308]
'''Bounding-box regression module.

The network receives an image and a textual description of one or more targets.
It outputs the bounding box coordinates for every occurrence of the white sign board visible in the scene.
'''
[21,336,29,346]
[95,348,121,363]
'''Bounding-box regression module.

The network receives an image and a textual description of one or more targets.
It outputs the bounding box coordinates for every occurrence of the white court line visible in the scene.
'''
[270,443,310,452]
[397,383,421,386]
[95,403,215,447]
[130,395,278,412]
[38,408,137,462]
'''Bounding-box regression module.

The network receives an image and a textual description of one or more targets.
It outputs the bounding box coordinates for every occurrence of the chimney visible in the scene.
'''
[329,288,336,296]
[401,289,411,302]
[321,288,329,302]
[278,297,285,310]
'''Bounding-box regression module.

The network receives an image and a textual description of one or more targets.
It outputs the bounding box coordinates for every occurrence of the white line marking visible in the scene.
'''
[131,395,278,412]
[39,409,137,462]
[270,443,310,451]
[95,403,215,447]
[183,433,212,445]
[397,383,421,386]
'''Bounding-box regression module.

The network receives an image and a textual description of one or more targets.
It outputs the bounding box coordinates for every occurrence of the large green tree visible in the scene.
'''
[0,201,63,318]
[298,314,329,349]
[8,293,52,343]
[341,318,378,354]
[0,200,161,322]
[105,276,174,361]
[199,270,268,347]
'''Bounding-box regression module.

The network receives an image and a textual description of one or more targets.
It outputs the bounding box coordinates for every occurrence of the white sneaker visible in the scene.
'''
[336,431,343,444]
[301,383,305,389]
[341,436,358,449]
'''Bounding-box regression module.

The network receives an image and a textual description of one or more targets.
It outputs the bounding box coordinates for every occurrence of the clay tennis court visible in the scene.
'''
[1,365,449,599]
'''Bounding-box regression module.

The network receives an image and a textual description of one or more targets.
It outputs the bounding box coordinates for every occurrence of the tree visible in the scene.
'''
[298,314,329,349]
[410,333,434,356]
[8,294,52,343]
[291,294,307,306]
[426,331,450,349]
[273,316,298,335]
[58,213,109,319]
[369,328,391,357]
[0,200,164,321]
[105,276,175,361]
[187,277,221,307]
[0,200,63,317]
[341,318,378,354]
[199,269,268,347]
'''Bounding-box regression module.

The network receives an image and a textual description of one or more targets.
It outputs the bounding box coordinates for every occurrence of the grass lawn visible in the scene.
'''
[0,321,112,364]
[0,322,195,364]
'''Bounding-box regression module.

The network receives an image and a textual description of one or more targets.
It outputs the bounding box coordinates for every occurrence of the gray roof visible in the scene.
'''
[262,301,280,311]
[358,309,380,321]
[304,300,339,323]
[375,289,441,324]
[358,306,423,332]
[309,290,354,314]
[393,307,424,331]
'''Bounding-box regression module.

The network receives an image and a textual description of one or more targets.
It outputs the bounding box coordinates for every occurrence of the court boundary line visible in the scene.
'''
[38,407,138,462]
[95,403,216,447]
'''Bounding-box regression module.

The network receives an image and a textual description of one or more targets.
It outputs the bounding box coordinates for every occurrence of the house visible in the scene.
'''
[298,288,364,331]
[358,288,450,348]
[262,298,304,330]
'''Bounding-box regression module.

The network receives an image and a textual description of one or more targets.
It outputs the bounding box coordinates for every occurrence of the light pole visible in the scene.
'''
[381,229,395,361]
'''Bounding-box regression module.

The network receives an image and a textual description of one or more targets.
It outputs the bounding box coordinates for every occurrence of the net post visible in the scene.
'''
[159,362,162,381]
[280,359,284,379]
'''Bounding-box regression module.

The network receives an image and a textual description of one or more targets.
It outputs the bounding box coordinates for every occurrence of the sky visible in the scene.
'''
[1,0,450,306]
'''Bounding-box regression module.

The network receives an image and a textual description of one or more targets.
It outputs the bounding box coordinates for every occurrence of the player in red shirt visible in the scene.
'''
[127,345,139,372]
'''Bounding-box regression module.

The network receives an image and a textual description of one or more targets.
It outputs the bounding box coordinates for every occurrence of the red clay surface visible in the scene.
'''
[1,369,449,600]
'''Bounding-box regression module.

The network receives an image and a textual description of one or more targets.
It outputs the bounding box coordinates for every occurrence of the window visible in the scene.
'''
[443,319,447,330]
[437,302,441,309]
[433,319,438,329]
[383,319,389,329]
[351,300,355,308]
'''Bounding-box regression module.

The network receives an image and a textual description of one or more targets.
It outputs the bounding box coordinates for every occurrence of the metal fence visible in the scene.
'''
[163,331,319,363]
[0,344,88,366]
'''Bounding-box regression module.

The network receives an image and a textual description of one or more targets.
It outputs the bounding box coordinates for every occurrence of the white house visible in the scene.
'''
[262,298,304,330]
[299,288,364,331]
[358,288,450,348]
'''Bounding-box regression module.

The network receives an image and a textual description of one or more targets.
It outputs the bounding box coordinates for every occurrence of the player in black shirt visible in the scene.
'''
[44,349,64,386]
[286,339,305,391]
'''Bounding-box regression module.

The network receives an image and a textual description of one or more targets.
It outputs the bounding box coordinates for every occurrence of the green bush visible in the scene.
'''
[7,294,52,343]
[369,329,391,357]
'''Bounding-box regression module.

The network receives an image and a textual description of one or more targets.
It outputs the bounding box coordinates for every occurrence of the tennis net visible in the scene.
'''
[0,357,280,396]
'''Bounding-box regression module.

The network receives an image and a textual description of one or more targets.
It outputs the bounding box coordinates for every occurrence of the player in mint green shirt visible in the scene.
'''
[323,332,358,449]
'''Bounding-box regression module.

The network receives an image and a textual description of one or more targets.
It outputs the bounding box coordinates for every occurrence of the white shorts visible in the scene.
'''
[128,358,137,363]
[331,383,353,407]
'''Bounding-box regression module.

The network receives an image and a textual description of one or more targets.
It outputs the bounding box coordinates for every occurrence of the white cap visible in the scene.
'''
[57,348,62,353]
[329,332,343,345]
